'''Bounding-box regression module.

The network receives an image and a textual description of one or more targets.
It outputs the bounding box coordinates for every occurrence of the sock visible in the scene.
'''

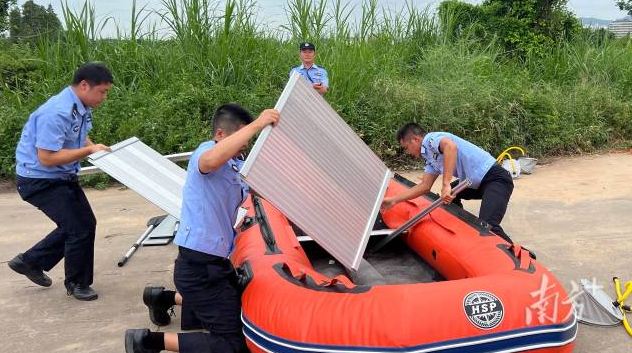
[157,290,176,307]
[143,331,165,350]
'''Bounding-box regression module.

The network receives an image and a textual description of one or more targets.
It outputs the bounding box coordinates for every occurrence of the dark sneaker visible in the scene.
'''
[143,286,172,326]
[124,329,159,353]
[8,254,52,287]
[66,283,98,301]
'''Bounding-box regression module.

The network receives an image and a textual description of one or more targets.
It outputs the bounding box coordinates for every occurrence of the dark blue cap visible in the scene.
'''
[299,42,316,50]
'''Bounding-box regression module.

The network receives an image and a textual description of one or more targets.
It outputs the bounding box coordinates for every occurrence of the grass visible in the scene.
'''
[0,0,631,181]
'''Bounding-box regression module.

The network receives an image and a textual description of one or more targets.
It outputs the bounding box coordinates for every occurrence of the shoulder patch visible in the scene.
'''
[428,136,442,152]
[71,104,80,121]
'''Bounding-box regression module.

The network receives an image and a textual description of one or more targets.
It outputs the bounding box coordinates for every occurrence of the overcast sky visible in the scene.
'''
[18,0,630,37]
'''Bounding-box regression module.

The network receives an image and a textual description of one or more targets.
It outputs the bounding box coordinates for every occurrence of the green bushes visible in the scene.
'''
[0,0,631,181]
[0,43,41,91]
[439,0,581,57]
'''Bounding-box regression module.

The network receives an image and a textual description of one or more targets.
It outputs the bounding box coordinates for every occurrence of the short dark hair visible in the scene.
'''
[72,62,114,86]
[212,103,253,135]
[396,123,425,142]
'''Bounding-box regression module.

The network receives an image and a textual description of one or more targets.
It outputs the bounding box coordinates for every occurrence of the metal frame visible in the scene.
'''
[371,178,473,253]
[354,169,393,266]
[297,229,395,243]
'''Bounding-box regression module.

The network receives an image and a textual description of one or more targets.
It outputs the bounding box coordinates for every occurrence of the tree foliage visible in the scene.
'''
[0,0,16,35]
[617,0,632,16]
[439,0,580,57]
[8,0,61,40]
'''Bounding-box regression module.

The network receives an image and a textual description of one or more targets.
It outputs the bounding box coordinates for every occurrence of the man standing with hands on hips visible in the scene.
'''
[9,63,113,301]
[290,42,329,95]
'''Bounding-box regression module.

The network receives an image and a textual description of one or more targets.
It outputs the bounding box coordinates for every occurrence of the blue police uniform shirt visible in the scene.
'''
[174,141,249,258]
[421,132,496,189]
[15,86,93,180]
[289,64,329,87]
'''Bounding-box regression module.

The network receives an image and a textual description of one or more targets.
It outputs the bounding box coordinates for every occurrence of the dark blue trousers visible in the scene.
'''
[451,164,514,243]
[16,176,96,287]
[174,247,247,353]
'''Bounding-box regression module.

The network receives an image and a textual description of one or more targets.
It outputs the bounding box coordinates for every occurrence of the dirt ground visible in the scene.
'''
[1,151,631,352]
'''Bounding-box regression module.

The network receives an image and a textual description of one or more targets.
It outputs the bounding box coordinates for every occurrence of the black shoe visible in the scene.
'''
[125,329,159,353]
[66,282,98,301]
[143,286,172,326]
[8,254,52,287]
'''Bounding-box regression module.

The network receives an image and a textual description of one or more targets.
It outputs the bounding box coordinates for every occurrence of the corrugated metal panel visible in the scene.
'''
[88,137,186,219]
[241,73,391,270]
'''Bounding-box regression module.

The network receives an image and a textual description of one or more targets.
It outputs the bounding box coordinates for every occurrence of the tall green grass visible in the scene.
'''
[0,0,631,180]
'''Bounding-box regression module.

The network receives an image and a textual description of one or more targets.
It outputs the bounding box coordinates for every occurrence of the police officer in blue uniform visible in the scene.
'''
[124,104,280,353]
[290,42,329,95]
[382,123,514,243]
[8,63,113,301]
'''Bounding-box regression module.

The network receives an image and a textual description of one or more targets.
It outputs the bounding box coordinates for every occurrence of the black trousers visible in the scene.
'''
[16,176,96,287]
[451,164,514,243]
[174,247,248,353]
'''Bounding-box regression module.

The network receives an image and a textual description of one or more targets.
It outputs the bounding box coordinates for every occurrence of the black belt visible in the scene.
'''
[17,173,78,182]
[178,246,230,266]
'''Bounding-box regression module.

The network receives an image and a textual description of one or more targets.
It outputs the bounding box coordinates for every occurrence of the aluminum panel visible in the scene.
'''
[79,151,192,176]
[241,73,391,270]
[88,137,186,218]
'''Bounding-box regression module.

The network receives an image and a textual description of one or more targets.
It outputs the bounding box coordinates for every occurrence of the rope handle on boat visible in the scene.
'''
[514,244,531,271]
[496,243,536,273]
[507,243,537,260]
[371,179,472,253]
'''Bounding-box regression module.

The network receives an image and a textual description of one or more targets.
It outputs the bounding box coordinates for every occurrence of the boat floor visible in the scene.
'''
[301,237,444,286]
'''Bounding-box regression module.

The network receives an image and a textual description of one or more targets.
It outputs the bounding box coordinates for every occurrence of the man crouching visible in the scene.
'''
[125,103,279,353]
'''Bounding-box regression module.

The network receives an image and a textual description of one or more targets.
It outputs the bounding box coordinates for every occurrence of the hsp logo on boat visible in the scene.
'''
[463,291,505,330]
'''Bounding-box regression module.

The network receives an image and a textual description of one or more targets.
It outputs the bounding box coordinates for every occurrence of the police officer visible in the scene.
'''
[124,104,280,353]
[290,41,329,95]
[8,63,113,301]
[382,123,514,243]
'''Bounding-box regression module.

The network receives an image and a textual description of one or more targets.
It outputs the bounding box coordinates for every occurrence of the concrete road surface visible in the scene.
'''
[1,152,631,352]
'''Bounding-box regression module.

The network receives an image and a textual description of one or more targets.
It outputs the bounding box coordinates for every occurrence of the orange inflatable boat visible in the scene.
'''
[231,175,577,352]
